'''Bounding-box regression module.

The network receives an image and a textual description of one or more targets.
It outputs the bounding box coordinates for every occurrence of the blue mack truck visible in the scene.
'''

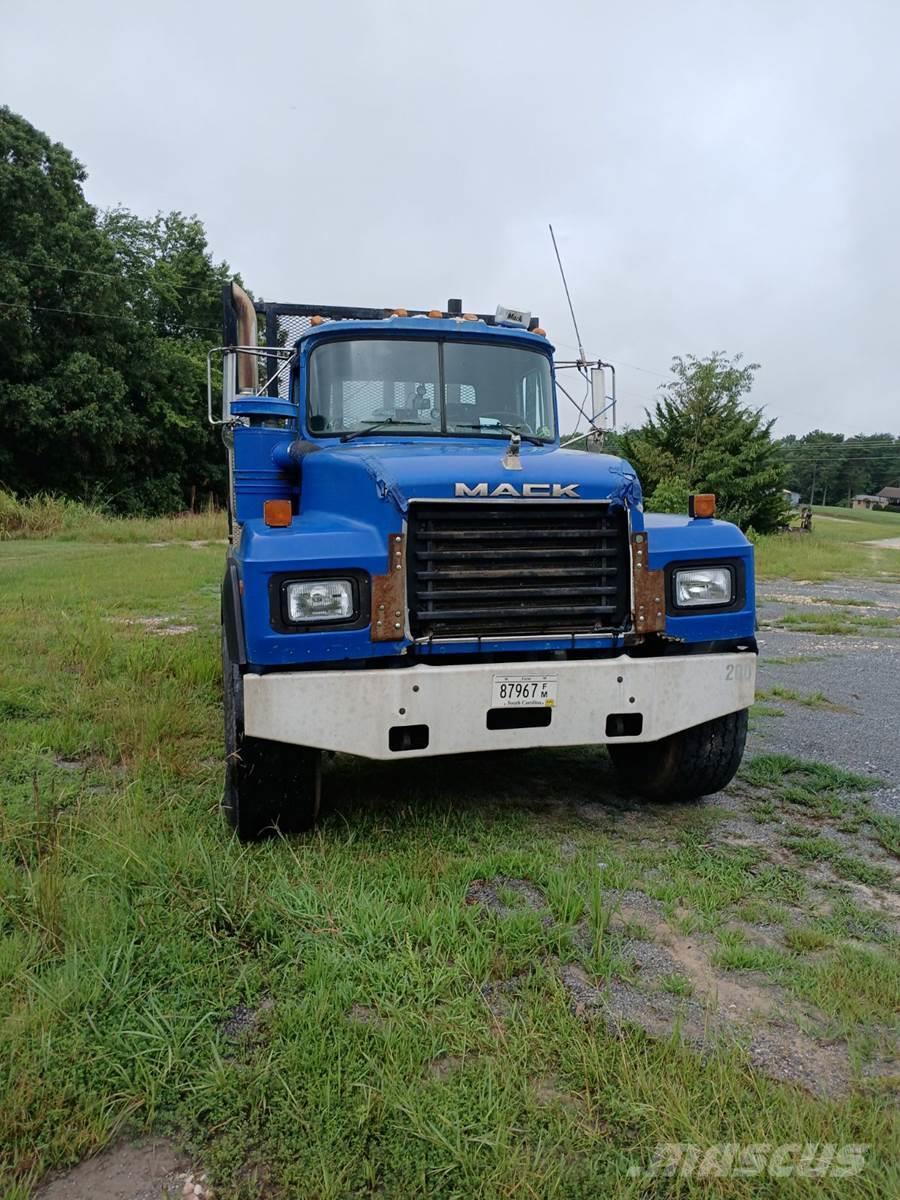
[212,285,757,840]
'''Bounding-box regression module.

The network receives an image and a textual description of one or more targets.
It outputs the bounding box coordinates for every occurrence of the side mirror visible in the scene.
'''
[590,366,607,427]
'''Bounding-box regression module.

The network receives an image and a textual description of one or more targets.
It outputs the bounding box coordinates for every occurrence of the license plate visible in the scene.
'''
[492,673,557,708]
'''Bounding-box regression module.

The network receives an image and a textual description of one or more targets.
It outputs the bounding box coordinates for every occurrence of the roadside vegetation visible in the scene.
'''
[1,536,898,1199]
[0,488,225,543]
[754,505,900,582]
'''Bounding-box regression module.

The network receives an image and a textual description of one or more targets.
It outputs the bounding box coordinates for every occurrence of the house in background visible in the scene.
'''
[852,494,887,510]
[877,486,900,507]
[783,489,801,508]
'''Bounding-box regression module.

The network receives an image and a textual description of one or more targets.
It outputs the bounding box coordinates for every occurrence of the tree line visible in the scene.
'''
[775,432,900,506]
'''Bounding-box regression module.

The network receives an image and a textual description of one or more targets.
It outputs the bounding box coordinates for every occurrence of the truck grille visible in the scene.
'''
[407,501,630,639]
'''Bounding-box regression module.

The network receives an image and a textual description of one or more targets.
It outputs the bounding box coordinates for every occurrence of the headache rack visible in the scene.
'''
[222,291,541,401]
[407,501,630,640]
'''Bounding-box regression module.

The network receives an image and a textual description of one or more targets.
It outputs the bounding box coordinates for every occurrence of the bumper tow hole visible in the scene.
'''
[389,724,429,752]
[606,713,644,737]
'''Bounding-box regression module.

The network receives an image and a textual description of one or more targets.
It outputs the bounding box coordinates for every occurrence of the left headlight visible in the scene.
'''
[285,579,356,623]
[673,566,733,608]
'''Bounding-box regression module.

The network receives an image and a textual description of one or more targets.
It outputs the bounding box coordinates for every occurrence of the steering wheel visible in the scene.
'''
[480,411,535,435]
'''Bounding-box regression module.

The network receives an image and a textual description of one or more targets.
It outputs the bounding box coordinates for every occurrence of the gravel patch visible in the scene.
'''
[751,578,900,809]
[602,889,666,920]
[558,964,878,1099]
[747,1026,853,1099]
[347,1003,388,1030]
[218,997,273,1040]
[480,972,529,1019]
[622,937,680,983]
[464,876,548,916]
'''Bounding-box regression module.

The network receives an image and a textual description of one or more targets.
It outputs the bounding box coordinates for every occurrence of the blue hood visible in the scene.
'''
[299,439,642,518]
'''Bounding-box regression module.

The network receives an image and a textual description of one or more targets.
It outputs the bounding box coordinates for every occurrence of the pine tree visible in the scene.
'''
[619,353,790,533]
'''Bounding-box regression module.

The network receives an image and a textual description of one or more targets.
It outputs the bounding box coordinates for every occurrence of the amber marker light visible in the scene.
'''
[689,494,717,519]
[264,499,292,527]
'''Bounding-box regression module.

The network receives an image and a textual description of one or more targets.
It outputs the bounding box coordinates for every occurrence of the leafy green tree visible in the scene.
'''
[619,353,789,533]
[100,209,232,512]
[0,107,232,512]
[645,474,691,515]
[0,105,132,498]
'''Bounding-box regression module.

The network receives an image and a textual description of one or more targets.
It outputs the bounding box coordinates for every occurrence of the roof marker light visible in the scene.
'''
[689,494,717,519]
[310,315,325,326]
[428,309,443,318]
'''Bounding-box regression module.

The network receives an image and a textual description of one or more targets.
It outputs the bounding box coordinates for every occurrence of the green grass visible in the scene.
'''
[765,654,824,665]
[0,487,226,543]
[755,685,844,711]
[869,813,900,858]
[660,973,694,998]
[1,536,898,1198]
[783,926,832,953]
[748,700,787,720]
[755,505,900,581]
[741,754,879,796]
[740,755,886,833]
[764,610,900,636]
[783,834,892,887]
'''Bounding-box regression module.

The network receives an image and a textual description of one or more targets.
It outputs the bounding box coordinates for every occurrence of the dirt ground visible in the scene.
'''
[34,1140,195,1200]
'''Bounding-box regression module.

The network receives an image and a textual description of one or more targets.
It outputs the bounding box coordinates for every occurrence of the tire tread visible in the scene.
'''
[609,708,748,802]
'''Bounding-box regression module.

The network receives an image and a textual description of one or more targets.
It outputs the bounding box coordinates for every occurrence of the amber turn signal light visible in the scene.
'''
[689,493,716,519]
[264,499,292,527]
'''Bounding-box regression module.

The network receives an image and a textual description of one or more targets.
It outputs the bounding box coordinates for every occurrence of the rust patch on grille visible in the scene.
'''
[371,532,406,641]
[631,532,666,634]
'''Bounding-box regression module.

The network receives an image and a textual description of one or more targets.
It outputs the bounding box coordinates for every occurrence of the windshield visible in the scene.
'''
[307,338,556,440]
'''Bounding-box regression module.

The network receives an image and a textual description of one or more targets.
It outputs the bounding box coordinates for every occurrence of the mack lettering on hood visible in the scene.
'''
[454,482,581,498]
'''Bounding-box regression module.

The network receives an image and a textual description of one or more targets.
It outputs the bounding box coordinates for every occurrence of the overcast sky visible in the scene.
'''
[3,0,898,435]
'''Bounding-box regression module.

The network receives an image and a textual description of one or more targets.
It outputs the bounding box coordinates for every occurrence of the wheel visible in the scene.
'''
[608,709,748,802]
[222,630,321,840]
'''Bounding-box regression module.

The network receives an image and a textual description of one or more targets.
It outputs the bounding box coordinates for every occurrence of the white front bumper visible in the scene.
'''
[243,652,756,760]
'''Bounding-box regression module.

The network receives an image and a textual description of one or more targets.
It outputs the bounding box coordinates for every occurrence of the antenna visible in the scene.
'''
[549,223,587,367]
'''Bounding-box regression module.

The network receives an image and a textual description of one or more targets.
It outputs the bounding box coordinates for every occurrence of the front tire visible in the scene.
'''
[222,631,321,840]
[608,709,748,802]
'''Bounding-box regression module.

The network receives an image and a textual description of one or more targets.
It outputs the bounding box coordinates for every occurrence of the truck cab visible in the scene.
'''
[214,286,757,839]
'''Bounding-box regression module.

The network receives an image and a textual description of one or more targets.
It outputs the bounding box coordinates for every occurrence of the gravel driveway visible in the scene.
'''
[752,578,900,814]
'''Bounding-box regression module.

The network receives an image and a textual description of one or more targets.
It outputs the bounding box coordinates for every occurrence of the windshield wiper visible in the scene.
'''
[453,422,544,446]
[340,418,403,443]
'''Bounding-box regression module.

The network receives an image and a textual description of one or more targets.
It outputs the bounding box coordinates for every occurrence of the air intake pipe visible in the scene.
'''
[230,282,259,394]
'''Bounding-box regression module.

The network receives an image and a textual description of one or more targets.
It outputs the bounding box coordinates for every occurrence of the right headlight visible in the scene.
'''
[673,566,733,608]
